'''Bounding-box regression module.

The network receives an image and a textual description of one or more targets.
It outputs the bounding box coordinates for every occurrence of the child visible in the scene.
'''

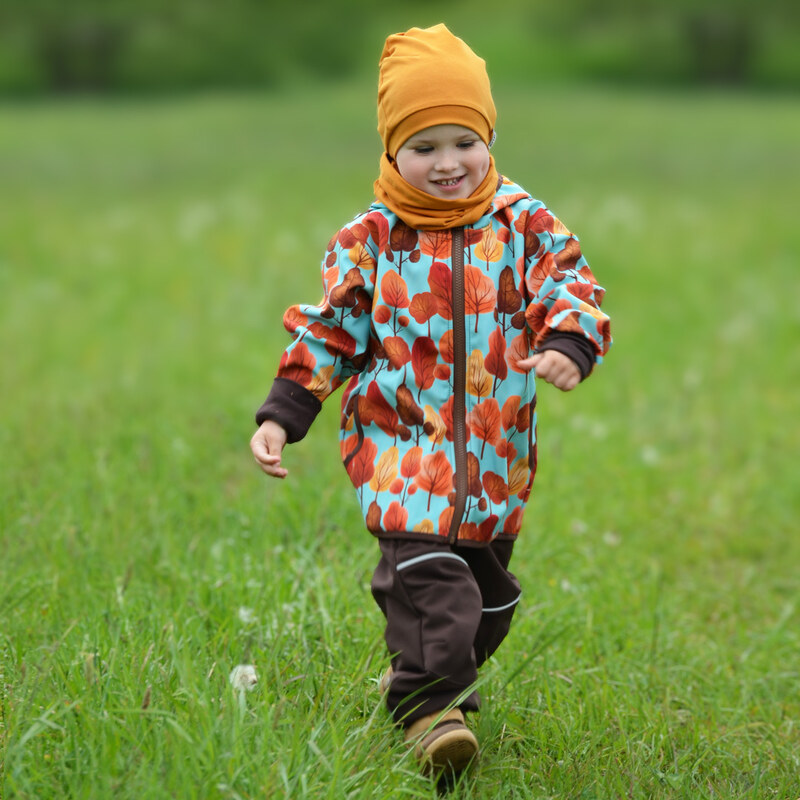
[251,24,611,775]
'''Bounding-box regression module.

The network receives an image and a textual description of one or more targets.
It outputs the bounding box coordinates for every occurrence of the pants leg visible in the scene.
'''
[371,537,521,727]
[457,539,521,668]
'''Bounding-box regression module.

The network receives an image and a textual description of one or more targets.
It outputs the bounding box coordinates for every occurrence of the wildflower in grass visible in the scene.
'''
[602,531,621,547]
[237,606,257,624]
[229,664,258,691]
[640,445,660,465]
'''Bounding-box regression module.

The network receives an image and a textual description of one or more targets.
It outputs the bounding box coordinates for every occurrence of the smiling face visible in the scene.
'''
[394,124,491,200]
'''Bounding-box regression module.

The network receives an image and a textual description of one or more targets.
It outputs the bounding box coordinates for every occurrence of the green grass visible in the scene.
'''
[1,82,799,798]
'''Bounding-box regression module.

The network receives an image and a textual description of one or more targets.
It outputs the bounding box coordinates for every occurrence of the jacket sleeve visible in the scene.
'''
[255,221,377,442]
[522,205,611,379]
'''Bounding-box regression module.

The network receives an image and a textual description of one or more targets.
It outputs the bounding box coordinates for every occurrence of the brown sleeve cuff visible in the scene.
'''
[255,377,322,443]
[536,332,596,381]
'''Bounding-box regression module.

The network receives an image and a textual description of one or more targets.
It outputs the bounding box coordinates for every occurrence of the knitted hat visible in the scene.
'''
[377,24,496,158]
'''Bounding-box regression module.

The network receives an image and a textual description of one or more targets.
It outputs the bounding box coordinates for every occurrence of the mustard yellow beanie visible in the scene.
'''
[377,24,497,158]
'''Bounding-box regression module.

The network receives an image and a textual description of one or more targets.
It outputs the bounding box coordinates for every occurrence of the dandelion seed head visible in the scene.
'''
[237,606,257,624]
[229,664,258,691]
[602,531,622,547]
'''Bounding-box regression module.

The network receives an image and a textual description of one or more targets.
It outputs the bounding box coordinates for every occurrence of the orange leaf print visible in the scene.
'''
[411,337,438,393]
[439,395,469,443]
[413,518,435,534]
[358,383,398,437]
[401,446,423,479]
[428,262,453,320]
[474,226,503,264]
[366,500,382,531]
[438,506,456,537]
[283,306,308,334]
[348,242,375,272]
[415,451,454,511]
[343,435,378,489]
[507,458,530,497]
[384,336,411,369]
[555,237,582,271]
[495,439,517,464]
[383,501,409,531]
[469,398,501,458]
[409,292,439,327]
[370,446,399,493]
[373,305,392,325]
[501,395,521,431]
[466,452,482,497]
[505,506,524,534]
[466,349,492,398]
[308,322,357,360]
[419,230,451,260]
[484,327,508,382]
[423,405,446,446]
[362,212,390,251]
[478,515,499,541]
[433,363,450,381]
[506,331,532,374]
[567,282,596,303]
[278,340,316,387]
[456,520,479,540]
[381,270,410,310]
[439,329,454,363]
[526,251,554,298]
[464,265,496,332]
[516,400,532,433]
[306,364,335,400]
[482,471,509,505]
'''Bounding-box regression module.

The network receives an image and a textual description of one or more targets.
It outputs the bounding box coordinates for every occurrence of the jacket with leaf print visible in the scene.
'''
[256,177,611,546]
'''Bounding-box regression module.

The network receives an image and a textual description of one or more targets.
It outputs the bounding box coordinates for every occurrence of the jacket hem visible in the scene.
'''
[373,529,519,547]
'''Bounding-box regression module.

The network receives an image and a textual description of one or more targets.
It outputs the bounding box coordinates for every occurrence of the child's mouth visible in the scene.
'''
[433,176,465,192]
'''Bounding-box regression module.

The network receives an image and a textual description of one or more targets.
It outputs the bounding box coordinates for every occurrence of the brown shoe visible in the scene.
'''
[405,708,479,775]
[379,666,393,695]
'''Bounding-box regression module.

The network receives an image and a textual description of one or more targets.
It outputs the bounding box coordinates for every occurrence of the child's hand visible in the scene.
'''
[517,350,581,392]
[250,420,289,478]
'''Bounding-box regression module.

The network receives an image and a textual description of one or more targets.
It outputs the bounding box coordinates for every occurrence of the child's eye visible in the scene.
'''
[414,146,433,154]
[457,140,476,149]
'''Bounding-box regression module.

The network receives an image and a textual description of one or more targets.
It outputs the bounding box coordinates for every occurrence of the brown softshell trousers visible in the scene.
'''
[371,537,521,726]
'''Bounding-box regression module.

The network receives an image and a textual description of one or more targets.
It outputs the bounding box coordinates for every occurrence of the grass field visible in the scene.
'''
[1,82,799,799]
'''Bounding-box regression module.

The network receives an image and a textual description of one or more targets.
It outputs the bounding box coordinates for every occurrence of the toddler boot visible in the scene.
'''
[404,708,479,775]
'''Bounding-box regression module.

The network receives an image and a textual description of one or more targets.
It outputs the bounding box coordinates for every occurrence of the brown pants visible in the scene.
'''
[371,537,521,726]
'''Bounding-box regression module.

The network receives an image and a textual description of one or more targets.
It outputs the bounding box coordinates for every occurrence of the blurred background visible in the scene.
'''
[1,0,798,95]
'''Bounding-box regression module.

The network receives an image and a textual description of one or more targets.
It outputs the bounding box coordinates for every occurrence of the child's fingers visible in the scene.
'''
[250,429,289,478]
[258,460,288,479]
[252,448,288,478]
[516,353,540,372]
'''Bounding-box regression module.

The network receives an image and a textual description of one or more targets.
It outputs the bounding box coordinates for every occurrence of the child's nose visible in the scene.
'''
[435,148,459,171]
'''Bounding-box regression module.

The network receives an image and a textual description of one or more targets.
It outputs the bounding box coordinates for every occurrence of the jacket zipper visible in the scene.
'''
[448,227,468,543]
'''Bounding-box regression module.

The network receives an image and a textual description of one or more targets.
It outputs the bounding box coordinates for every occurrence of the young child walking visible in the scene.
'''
[251,24,611,776]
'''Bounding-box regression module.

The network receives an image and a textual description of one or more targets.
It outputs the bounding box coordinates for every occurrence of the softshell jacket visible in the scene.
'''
[257,177,611,546]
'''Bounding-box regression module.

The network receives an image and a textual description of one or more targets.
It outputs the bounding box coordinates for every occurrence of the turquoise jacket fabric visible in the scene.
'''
[258,177,611,546]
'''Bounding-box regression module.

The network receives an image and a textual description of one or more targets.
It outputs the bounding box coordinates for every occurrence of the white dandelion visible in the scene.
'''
[229,664,258,692]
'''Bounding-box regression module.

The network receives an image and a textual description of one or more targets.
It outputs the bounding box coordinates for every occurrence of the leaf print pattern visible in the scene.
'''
[273,179,610,544]
[416,451,454,511]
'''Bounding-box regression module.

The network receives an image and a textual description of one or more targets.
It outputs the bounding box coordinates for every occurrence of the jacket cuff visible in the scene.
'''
[255,377,322,443]
[537,332,596,381]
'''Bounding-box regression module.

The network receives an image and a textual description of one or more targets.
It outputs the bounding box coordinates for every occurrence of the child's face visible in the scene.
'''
[395,124,490,200]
